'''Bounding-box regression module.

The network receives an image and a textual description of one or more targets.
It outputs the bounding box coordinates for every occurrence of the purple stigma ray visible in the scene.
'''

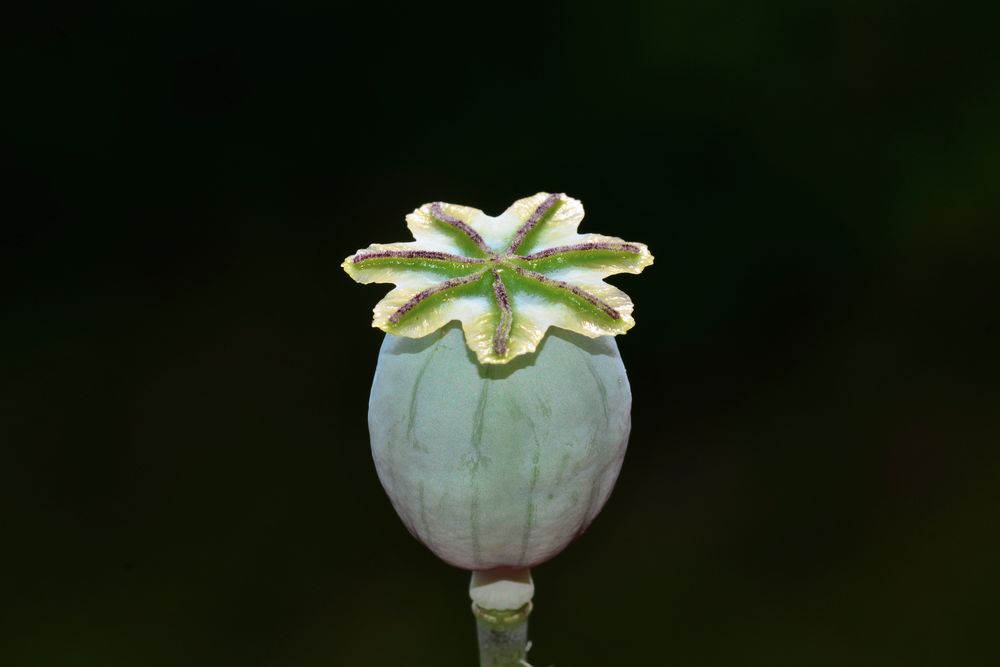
[507,193,562,253]
[353,249,484,264]
[429,203,492,254]
[513,266,621,320]
[519,241,642,262]
[388,271,485,325]
[491,269,513,356]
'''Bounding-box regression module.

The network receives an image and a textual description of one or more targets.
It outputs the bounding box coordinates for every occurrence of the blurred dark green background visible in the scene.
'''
[3,2,999,665]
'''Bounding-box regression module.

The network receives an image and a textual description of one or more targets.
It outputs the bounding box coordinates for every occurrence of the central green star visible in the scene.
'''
[343,193,653,364]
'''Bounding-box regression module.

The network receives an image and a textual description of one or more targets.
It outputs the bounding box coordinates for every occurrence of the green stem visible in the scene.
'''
[469,568,535,667]
[473,602,531,667]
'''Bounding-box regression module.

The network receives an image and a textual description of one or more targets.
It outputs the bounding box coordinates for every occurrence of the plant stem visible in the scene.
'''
[469,568,534,667]
[473,602,531,667]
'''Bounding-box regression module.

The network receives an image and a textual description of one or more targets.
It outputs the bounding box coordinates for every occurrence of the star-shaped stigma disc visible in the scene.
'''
[343,193,654,364]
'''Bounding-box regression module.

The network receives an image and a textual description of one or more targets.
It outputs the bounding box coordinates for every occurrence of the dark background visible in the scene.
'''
[3,2,999,665]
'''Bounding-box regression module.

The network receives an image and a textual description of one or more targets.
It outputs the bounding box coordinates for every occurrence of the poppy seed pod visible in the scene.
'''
[342,192,652,575]
[369,324,631,570]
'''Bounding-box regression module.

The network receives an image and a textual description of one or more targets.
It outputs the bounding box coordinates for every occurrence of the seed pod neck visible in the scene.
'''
[470,568,534,667]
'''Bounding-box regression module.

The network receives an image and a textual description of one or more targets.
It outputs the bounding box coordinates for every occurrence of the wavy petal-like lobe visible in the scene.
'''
[516,235,654,281]
[343,242,486,284]
[406,202,490,257]
[504,192,585,253]
[372,273,491,339]
[460,312,509,365]
[504,282,635,358]
[344,193,652,364]
[469,210,524,252]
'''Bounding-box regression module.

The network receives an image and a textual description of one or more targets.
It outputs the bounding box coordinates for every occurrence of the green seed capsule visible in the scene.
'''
[369,324,631,570]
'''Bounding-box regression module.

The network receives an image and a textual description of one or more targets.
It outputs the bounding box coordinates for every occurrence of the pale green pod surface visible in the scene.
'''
[369,323,631,570]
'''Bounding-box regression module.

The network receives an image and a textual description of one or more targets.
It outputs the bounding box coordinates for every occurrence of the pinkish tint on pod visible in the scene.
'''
[343,193,652,666]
